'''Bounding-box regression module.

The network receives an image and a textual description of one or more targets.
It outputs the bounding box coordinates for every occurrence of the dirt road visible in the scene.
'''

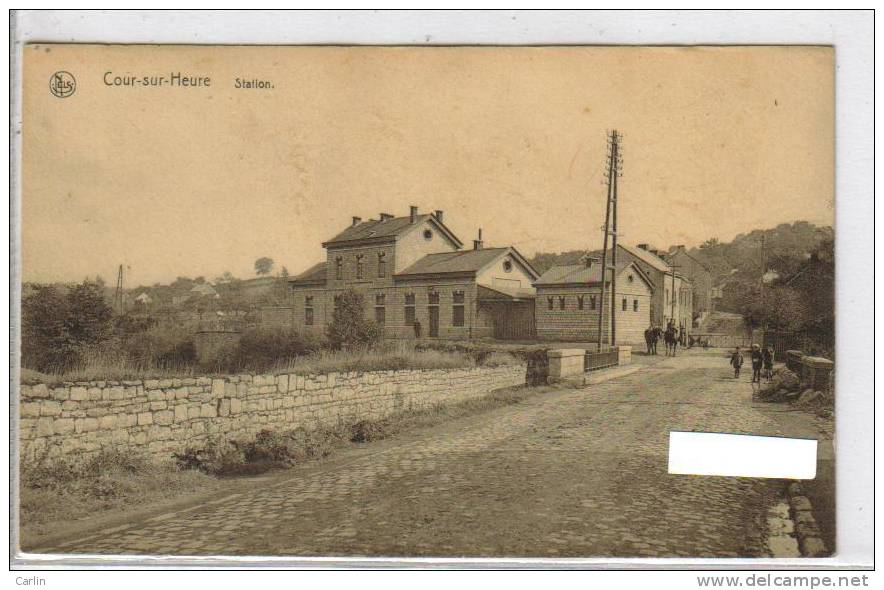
[30,350,829,558]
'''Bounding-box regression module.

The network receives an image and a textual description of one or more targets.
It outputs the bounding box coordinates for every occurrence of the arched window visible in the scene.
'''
[335,256,343,280]
[356,254,365,279]
[377,252,386,278]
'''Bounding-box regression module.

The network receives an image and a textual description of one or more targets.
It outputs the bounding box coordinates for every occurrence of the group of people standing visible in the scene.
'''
[729,344,774,383]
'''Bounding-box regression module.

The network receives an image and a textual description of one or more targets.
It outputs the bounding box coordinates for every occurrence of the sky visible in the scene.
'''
[22,45,834,286]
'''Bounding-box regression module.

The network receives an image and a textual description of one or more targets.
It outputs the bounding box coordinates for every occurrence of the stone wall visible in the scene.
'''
[19,364,526,462]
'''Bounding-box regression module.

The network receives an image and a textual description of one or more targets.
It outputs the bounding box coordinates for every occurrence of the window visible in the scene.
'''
[622,298,627,311]
[547,297,554,311]
[633,299,639,312]
[590,295,596,310]
[428,291,440,305]
[405,292,416,325]
[305,295,314,326]
[356,254,365,279]
[627,274,634,283]
[577,295,584,310]
[452,291,465,327]
[377,252,386,278]
[374,294,386,325]
[503,260,513,272]
[333,294,342,309]
[335,256,343,280]
[423,229,433,240]
[558,296,565,310]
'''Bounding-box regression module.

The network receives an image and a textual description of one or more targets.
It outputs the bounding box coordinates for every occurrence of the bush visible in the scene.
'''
[22,447,155,498]
[122,321,197,370]
[229,327,322,373]
[173,436,247,476]
[174,427,349,476]
[326,290,381,350]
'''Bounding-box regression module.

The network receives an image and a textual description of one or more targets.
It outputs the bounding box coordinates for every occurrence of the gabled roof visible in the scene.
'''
[289,262,326,286]
[395,246,539,280]
[190,283,218,296]
[619,243,672,272]
[477,284,536,301]
[396,247,508,277]
[322,213,463,249]
[666,247,711,272]
[534,259,654,289]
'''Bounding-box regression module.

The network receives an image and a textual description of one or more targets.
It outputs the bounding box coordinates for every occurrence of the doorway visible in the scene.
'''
[428,306,439,338]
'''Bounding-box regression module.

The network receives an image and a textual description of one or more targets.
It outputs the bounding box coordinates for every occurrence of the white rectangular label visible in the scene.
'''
[668,432,817,479]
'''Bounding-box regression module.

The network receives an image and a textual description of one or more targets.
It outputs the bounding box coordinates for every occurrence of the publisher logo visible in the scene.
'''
[49,71,76,98]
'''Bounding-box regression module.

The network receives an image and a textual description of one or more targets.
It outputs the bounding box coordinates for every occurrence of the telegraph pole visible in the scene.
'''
[115,264,124,316]
[610,132,622,347]
[596,130,622,351]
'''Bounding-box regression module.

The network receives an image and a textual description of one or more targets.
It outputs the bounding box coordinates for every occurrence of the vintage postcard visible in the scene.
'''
[17,44,835,560]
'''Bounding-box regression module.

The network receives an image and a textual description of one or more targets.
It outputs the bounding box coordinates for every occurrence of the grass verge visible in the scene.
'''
[19,448,222,542]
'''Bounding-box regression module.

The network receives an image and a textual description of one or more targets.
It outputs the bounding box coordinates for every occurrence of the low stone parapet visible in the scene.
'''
[617,345,632,365]
[800,356,834,392]
[547,349,586,381]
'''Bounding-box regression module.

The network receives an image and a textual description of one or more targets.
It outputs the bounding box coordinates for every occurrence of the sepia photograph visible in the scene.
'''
[9,13,868,570]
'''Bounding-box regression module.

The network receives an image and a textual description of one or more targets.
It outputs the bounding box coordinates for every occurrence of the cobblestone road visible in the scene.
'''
[36,350,825,558]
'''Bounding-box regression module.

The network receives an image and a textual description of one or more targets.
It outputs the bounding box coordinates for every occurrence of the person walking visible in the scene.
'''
[730,346,744,379]
[762,345,775,382]
[644,326,653,355]
[750,344,764,383]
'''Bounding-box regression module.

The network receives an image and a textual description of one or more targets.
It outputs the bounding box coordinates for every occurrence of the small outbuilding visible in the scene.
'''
[533,256,653,345]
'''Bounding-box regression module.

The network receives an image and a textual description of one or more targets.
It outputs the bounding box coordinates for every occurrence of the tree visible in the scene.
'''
[280,266,289,278]
[64,279,114,347]
[21,284,75,371]
[326,289,381,350]
[254,257,274,276]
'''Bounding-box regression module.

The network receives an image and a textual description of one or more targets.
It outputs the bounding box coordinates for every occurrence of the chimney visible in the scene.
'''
[351,216,362,227]
[379,212,394,221]
[473,228,484,251]
[637,244,649,251]
[434,209,444,223]
[409,205,418,223]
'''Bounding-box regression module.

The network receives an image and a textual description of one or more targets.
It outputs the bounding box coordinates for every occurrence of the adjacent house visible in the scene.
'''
[533,256,653,345]
[288,206,540,340]
[133,292,152,306]
[664,245,713,325]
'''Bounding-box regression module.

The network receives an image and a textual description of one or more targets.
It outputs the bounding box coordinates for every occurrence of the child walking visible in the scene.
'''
[730,346,744,379]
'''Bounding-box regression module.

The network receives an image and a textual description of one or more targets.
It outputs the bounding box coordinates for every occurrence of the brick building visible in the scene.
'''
[288,206,540,340]
[664,245,713,326]
[614,244,693,338]
[533,256,653,345]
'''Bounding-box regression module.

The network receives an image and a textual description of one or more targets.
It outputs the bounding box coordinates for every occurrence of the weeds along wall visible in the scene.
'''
[19,364,526,461]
